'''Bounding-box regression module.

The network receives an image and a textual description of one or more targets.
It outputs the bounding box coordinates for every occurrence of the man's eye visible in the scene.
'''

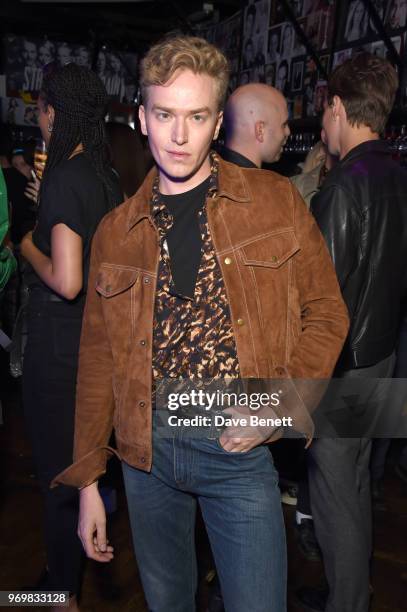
[192,114,205,123]
[156,112,170,121]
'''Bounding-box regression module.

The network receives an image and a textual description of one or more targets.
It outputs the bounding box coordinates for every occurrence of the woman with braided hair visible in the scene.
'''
[21,63,122,611]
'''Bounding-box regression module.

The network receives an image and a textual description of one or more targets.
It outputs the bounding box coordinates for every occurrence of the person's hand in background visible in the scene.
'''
[24,170,40,206]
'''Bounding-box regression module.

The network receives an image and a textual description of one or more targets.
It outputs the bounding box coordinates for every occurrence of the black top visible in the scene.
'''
[28,153,122,297]
[2,167,36,244]
[217,145,258,169]
[160,176,210,299]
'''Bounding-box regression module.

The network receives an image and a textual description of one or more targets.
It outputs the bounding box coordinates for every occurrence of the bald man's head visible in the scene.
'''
[223,83,290,165]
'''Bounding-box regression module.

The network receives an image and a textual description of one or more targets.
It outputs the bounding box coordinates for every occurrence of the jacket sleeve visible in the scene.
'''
[310,183,360,293]
[285,183,350,381]
[51,225,118,489]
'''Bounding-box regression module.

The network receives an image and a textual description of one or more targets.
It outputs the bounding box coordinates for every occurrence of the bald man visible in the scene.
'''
[220,83,290,168]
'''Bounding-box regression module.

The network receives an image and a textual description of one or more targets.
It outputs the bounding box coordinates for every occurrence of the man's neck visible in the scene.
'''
[339,128,380,160]
[158,156,212,195]
[224,141,260,168]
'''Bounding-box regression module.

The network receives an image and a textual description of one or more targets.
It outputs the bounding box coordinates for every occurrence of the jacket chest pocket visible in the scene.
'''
[239,229,300,269]
[237,230,301,336]
[96,264,139,341]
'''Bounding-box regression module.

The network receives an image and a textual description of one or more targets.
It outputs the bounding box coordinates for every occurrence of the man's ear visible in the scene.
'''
[213,111,223,140]
[254,120,265,143]
[332,95,343,121]
[139,105,148,136]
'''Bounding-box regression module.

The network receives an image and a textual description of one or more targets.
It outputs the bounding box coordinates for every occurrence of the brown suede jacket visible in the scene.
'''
[52,157,349,489]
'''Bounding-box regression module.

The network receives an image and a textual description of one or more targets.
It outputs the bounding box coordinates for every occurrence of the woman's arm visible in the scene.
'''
[21,223,83,299]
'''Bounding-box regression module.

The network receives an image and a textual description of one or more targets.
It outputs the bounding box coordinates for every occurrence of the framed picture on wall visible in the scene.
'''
[291,59,304,91]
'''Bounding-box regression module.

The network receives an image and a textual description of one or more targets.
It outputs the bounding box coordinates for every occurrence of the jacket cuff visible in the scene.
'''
[50,446,120,489]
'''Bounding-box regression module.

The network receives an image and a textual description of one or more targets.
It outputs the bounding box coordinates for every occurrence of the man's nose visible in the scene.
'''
[172,118,188,145]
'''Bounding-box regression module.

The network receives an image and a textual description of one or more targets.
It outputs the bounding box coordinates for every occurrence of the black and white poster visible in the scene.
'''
[4,35,93,95]
[96,50,138,103]
[291,59,304,91]
[343,0,369,43]
[242,1,270,74]
[275,59,290,95]
[385,0,407,29]
[268,26,281,63]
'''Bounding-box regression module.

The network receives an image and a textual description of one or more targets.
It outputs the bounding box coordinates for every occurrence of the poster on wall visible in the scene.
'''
[199,11,242,92]
[385,0,407,29]
[4,34,93,95]
[1,96,39,126]
[96,50,138,103]
[242,0,270,73]
[343,0,369,43]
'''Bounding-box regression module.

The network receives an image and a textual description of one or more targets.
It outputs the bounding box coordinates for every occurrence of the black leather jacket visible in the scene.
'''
[311,140,407,371]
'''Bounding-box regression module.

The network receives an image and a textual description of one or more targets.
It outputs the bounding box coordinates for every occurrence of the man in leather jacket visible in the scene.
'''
[297,53,406,612]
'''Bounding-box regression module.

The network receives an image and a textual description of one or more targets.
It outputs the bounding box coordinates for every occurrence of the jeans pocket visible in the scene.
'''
[215,438,257,455]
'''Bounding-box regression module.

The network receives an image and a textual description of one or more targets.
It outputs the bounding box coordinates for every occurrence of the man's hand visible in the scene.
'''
[78,482,114,562]
[218,405,278,453]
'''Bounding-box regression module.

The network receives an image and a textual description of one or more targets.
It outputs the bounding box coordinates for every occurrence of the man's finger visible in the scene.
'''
[96,520,107,552]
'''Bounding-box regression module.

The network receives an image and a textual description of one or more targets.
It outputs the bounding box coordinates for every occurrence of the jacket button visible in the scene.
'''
[140,457,146,463]
[106,284,112,292]
[271,256,278,263]
[140,340,146,346]
[237,318,244,326]
[144,277,150,284]
[224,257,232,265]
[139,401,145,407]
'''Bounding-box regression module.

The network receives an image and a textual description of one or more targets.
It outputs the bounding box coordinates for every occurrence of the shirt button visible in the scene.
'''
[139,401,145,407]
[276,367,285,376]
[271,256,278,263]
[237,318,244,326]
[144,277,150,284]
[224,257,232,265]
[140,340,146,346]
[140,457,146,464]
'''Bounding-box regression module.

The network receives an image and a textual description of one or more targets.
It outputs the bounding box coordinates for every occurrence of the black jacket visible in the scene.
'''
[311,140,407,371]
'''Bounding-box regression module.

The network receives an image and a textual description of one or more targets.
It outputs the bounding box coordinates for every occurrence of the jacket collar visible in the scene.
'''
[340,139,391,166]
[216,145,259,169]
[126,154,251,232]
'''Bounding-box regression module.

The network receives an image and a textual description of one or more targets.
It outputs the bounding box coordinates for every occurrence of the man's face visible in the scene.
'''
[110,55,121,73]
[139,70,223,193]
[58,46,71,66]
[390,0,405,26]
[39,45,53,66]
[322,99,341,157]
[276,65,287,91]
[261,94,290,162]
[76,49,89,67]
[23,42,37,66]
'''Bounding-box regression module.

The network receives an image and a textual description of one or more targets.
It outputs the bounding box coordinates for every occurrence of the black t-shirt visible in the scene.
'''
[2,167,36,244]
[28,153,122,294]
[161,176,210,299]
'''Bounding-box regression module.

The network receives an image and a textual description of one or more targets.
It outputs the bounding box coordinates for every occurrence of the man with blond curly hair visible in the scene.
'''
[54,35,348,612]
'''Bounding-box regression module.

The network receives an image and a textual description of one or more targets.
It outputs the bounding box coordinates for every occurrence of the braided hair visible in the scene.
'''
[40,63,116,207]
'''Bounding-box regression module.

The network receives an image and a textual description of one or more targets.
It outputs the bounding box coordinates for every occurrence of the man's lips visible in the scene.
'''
[167,151,190,157]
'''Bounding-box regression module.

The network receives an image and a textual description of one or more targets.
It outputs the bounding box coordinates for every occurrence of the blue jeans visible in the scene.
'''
[122,414,287,612]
